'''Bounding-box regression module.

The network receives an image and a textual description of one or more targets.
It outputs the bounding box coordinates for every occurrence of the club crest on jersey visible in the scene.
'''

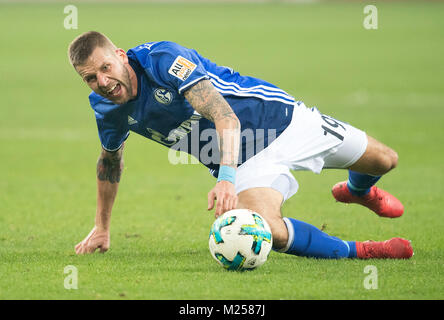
[168,56,196,81]
[154,88,173,105]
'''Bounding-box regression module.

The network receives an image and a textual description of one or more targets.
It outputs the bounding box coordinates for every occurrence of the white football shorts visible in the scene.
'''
[235,102,368,202]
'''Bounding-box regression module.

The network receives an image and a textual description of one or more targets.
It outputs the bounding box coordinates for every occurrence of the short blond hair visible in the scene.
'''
[68,31,117,67]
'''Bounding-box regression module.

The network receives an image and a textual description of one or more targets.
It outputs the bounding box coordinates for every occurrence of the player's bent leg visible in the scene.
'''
[280,217,358,259]
[348,135,398,176]
[236,187,358,259]
[329,135,404,218]
[235,157,412,259]
[236,187,288,250]
[277,216,413,259]
[275,215,413,260]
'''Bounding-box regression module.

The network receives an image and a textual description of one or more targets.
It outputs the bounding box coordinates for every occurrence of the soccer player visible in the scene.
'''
[69,31,413,260]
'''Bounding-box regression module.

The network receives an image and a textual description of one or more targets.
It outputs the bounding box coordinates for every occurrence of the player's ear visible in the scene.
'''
[115,48,128,64]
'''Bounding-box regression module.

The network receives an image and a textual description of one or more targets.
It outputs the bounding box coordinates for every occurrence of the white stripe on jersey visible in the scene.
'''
[212,86,295,105]
[207,72,295,105]
[210,78,293,101]
[208,72,291,95]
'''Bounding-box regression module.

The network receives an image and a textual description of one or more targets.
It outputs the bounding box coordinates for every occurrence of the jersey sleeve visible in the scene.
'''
[148,42,209,95]
[91,98,130,152]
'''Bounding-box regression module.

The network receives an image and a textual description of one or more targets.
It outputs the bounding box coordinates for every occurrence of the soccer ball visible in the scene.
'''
[208,209,273,271]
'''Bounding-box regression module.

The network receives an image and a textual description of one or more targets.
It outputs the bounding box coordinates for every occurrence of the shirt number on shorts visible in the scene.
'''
[321,114,346,141]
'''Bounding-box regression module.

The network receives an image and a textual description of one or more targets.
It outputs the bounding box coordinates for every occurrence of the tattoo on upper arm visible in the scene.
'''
[96,147,124,184]
[184,80,239,125]
[185,80,240,167]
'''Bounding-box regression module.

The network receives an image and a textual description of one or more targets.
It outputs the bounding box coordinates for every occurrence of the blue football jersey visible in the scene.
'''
[89,41,296,176]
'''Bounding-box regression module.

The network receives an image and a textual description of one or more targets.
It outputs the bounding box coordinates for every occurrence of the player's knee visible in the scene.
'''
[266,216,288,250]
[377,148,398,175]
[390,149,399,170]
[361,137,399,176]
[363,143,399,176]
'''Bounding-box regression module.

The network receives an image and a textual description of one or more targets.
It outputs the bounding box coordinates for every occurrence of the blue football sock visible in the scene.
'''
[280,217,356,259]
[347,170,381,196]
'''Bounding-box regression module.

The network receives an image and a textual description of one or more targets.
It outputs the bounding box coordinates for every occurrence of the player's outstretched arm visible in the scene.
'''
[75,144,124,254]
[184,80,240,217]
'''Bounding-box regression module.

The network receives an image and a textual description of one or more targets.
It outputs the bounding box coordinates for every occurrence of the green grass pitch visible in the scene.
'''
[0,1,443,300]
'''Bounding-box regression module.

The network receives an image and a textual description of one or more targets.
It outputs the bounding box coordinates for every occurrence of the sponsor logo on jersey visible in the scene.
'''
[146,114,202,147]
[168,56,197,81]
[154,88,173,105]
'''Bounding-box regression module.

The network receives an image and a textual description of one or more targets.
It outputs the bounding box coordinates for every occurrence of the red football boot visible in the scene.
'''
[331,181,404,218]
[356,237,413,259]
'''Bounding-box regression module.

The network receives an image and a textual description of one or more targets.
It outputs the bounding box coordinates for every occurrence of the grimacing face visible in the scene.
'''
[76,47,135,105]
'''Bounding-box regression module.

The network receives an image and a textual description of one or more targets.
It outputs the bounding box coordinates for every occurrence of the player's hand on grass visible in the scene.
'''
[75,226,110,255]
[207,180,238,218]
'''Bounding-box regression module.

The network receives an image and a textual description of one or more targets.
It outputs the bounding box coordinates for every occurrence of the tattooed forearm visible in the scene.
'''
[185,80,240,167]
[96,147,124,184]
